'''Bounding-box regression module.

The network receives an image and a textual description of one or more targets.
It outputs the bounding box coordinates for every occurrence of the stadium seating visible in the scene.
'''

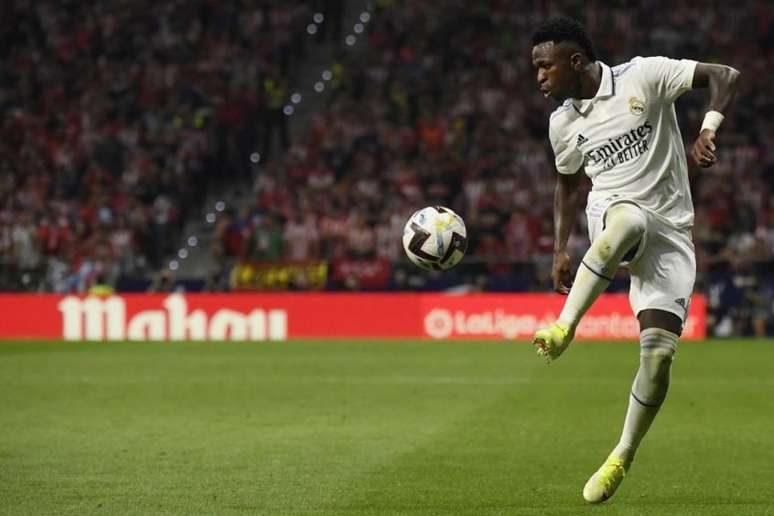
[1,1,771,335]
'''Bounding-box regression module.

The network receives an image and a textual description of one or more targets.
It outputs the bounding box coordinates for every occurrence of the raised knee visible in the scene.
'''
[606,203,646,240]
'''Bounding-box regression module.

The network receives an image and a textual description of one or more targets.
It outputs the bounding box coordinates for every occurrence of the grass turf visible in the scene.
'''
[1,339,773,515]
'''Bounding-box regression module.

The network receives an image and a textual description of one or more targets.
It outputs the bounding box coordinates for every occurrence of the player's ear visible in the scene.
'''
[569,52,585,71]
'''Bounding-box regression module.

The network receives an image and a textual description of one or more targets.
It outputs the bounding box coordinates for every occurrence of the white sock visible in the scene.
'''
[613,328,678,469]
[558,203,647,332]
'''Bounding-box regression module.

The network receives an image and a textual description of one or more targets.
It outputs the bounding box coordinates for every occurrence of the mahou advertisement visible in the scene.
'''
[0,293,706,341]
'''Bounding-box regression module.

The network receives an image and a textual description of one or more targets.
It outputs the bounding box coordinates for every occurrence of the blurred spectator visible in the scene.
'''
[0,0,312,291]
[284,212,319,261]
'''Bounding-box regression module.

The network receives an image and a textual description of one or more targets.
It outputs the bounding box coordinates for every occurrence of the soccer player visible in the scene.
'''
[529,16,740,503]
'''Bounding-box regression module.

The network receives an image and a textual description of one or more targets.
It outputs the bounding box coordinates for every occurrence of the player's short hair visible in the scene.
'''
[532,16,597,62]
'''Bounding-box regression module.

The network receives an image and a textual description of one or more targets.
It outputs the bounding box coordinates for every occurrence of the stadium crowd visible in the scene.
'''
[2,1,772,334]
[221,0,773,334]
[0,0,323,291]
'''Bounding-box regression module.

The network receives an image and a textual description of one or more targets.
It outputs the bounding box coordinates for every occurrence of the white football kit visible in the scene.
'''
[549,56,698,321]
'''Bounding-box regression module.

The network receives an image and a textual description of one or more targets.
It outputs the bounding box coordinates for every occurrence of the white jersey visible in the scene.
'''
[548,57,698,229]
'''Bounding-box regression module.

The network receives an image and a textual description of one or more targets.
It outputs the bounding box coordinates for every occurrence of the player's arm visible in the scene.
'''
[547,119,584,295]
[690,63,741,168]
[552,168,582,295]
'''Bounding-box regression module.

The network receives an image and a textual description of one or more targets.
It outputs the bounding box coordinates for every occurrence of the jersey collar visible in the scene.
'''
[571,62,614,115]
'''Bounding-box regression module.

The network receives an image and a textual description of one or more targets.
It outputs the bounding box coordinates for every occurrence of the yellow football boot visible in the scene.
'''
[532,323,573,363]
[582,455,627,503]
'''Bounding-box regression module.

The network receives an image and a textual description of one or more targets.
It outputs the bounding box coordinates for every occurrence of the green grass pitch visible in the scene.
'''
[1,339,773,515]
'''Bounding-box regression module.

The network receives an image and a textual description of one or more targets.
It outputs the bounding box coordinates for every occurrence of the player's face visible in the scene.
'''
[531,41,580,101]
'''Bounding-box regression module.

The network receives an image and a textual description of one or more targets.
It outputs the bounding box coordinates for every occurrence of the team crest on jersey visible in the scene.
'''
[628,97,646,115]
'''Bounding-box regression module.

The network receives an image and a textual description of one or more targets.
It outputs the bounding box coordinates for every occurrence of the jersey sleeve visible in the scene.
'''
[635,56,698,104]
[549,121,583,175]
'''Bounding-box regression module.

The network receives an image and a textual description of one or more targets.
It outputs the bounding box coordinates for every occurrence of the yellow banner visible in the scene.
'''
[231,262,328,290]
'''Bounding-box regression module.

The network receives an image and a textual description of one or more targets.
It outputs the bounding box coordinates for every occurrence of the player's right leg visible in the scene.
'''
[533,202,647,362]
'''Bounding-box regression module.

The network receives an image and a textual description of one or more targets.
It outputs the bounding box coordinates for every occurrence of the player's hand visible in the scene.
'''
[552,250,572,295]
[691,129,717,168]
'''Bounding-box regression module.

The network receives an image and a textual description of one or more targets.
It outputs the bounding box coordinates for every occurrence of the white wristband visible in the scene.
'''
[700,110,724,133]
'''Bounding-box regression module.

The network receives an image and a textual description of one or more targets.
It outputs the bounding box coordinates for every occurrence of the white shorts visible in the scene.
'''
[586,195,696,322]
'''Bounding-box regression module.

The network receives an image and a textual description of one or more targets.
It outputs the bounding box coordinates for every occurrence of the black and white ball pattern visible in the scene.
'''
[402,206,468,271]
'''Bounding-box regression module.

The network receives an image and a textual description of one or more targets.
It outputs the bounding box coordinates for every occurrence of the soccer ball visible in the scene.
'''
[402,206,468,271]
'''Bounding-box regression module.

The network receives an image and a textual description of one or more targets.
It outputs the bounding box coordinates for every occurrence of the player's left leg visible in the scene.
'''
[583,222,695,503]
[612,310,681,467]
[583,309,681,503]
